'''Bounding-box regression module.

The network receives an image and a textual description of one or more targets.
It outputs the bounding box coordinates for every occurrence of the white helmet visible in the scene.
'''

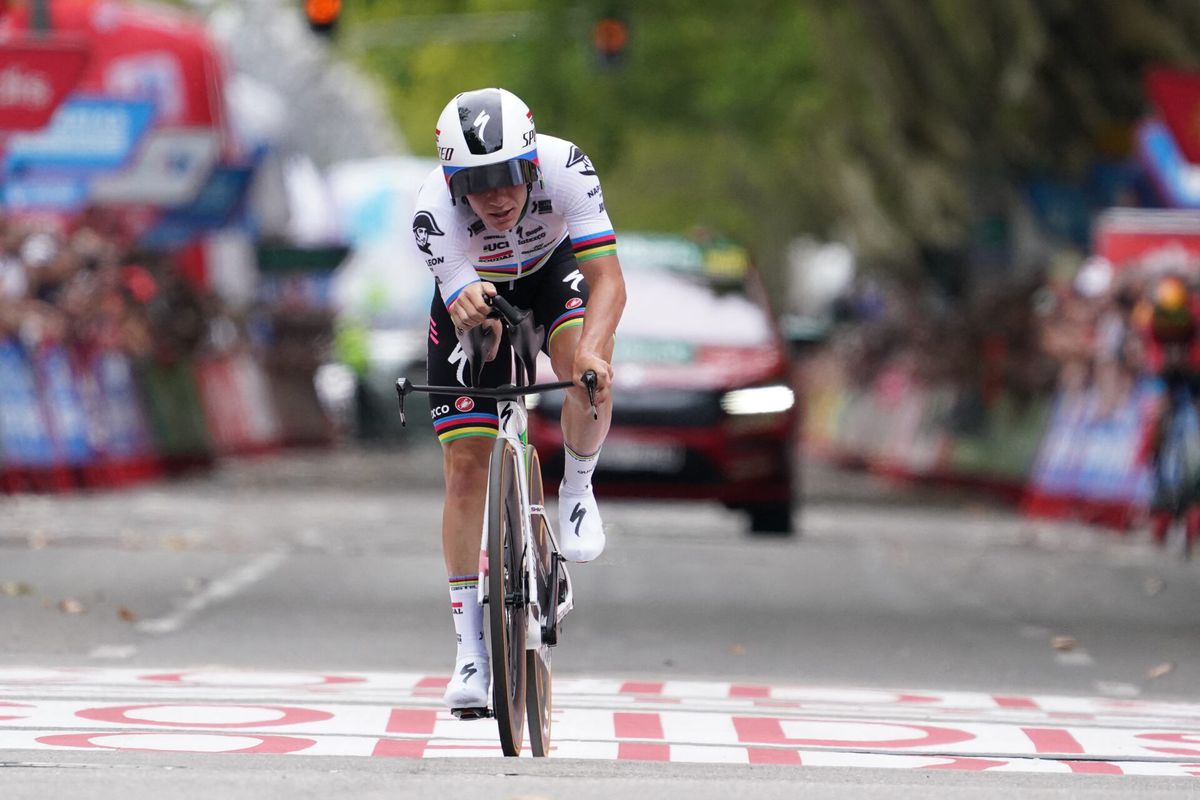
[435,88,539,204]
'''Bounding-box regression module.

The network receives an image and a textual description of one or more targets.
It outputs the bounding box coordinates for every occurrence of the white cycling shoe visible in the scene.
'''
[443,653,490,712]
[558,484,606,563]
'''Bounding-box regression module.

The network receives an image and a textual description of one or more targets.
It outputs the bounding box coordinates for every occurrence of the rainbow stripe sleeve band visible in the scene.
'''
[572,230,617,264]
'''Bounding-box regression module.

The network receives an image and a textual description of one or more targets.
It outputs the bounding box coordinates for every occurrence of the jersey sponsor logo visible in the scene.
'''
[430,404,451,418]
[412,210,445,255]
[482,241,510,252]
[563,269,585,292]
[479,250,513,263]
[566,145,597,176]
[468,219,486,237]
[587,185,602,198]
[566,297,583,310]
[518,229,546,245]
[455,396,475,413]
[532,199,553,215]
[426,257,444,267]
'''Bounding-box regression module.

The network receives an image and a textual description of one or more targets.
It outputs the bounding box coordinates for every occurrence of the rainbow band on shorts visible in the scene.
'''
[434,412,499,444]
[548,307,586,347]
[571,230,617,264]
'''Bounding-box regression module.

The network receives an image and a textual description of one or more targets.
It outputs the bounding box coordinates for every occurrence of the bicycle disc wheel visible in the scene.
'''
[487,438,526,756]
[525,446,553,757]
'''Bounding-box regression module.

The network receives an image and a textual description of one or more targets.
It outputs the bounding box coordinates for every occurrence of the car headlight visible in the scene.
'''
[720,385,794,415]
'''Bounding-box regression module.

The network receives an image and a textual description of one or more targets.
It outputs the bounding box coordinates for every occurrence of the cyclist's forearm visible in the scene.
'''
[578,256,626,355]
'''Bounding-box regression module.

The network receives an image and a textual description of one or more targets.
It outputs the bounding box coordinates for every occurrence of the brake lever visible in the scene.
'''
[581,370,598,420]
[395,378,412,427]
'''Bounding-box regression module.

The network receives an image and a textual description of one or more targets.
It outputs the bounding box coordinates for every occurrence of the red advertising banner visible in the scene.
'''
[0,39,90,131]
[1146,67,1200,165]
[1094,208,1200,267]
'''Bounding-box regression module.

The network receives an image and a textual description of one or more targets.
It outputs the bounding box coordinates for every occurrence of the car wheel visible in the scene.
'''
[748,503,794,536]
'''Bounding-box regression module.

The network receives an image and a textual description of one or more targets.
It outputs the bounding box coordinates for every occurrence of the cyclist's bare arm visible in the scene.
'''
[573,253,626,403]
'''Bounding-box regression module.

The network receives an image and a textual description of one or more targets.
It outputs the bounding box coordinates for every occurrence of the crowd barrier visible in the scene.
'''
[804,357,1163,529]
[0,337,299,494]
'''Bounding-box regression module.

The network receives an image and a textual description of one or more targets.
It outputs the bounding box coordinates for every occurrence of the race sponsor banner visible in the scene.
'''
[1135,117,1200,209]
[0,39,91,131]
[0,339,55,467]
[139,162,256,249]
[90,127,220,206]
[4,93,155,176]
[1094,208,1200,267]
[35,344,93,467]
[1145,67,1200,165]
[1026,382,1155,509]
[195,353,280,454]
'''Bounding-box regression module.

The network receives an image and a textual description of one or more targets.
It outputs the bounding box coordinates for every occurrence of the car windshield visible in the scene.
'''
[619,268,772,346]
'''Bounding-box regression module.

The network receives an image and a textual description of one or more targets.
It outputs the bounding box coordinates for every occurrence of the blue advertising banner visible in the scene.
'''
[139,163,255,249]
[2,176,89,212]
[1136,117,1200,209]
[4,94,156,176]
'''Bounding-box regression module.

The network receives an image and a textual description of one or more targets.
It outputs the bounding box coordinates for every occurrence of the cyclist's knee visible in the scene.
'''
[442,436,493,491]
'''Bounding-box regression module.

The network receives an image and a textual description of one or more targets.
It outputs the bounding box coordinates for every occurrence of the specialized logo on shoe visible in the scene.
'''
[570,503,587,536]
[460,662,478,684]
[455,396,475,413]
[566,297,583,310]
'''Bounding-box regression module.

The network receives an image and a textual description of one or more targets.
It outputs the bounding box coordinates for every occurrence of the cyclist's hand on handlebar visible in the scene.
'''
[573,349,614,405]
[450,281,497,333]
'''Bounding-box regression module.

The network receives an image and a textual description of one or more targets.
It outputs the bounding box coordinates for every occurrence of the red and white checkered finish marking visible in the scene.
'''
[0,667,1198,776]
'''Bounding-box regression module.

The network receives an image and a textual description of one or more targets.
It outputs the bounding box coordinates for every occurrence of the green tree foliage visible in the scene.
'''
[342,0,1200,288]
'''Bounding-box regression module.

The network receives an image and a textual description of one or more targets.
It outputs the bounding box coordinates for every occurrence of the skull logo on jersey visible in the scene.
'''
[413,211,445,255]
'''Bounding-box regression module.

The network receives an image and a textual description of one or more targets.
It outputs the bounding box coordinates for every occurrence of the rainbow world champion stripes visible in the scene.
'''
[433,411,499,443]
[572,229,617,263]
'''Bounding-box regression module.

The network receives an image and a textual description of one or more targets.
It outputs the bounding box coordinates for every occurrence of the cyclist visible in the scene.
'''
[411,88,626,713]
[1134,273,1200,533]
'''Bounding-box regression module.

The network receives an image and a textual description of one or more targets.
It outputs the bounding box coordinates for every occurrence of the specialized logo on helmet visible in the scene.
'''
[412,211,445,255]
[566,297,583,310]
[566,145,597,176]
[455,396,475,412]
[459,89,505,155]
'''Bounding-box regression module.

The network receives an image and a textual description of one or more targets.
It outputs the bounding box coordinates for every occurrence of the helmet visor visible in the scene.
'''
[448,158,538,198]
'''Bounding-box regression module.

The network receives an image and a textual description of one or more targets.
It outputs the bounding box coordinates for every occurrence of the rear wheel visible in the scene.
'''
[487,439,526,756]
[525,447,553,757]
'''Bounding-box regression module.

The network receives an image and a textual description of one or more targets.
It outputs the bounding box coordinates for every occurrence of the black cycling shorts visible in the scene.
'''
[426,237,588,445]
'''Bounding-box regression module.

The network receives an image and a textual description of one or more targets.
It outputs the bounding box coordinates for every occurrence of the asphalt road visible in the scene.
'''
[1,444,1199,797]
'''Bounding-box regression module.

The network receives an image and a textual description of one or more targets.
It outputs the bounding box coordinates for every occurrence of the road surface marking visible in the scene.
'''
[135,552,286,636]
[0,666,1198,775]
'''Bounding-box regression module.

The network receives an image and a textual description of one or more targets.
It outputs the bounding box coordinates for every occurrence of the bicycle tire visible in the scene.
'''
[488,437,526,756]
[525,446,553,757]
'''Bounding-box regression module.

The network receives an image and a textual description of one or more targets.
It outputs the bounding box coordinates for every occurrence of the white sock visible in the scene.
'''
[448,574,485,657]
[562,443,600,494]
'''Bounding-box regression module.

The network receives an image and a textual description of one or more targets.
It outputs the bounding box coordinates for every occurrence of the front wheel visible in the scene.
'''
[487,438,526,756]
[525,447,553,757]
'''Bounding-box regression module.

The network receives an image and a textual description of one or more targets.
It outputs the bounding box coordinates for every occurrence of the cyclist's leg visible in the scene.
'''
[427,290,510,709]
[531,242,612,561]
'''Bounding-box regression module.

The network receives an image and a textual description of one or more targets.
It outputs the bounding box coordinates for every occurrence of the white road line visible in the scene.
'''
[1094,681,1141,698]
[87,645,137,660]
[1055,649,1095,667]
[135,552,287,636]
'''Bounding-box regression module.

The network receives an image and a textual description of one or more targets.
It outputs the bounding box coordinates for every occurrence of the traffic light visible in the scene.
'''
[592,15,628,68]
[305,0,341,37]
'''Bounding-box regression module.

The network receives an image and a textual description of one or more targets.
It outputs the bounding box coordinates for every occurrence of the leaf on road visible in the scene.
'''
[117,606,138,623]
[1147,662,1174,680]
[727,644,747,656]
[1,581,33,596]
[58,598,85,614]
[1143,577,1165,597]
[1051,635,1077,652]
[27,530,48,550]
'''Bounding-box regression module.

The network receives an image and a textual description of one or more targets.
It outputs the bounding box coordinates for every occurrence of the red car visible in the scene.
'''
[530,233,798,535]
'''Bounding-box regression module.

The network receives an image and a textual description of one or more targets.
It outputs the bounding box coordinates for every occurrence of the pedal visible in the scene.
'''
[450,707,492,720]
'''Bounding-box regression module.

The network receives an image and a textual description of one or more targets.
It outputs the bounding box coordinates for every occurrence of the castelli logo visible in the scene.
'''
[0,66,51,109]
[455,396,475,412]
[566,297,583,309]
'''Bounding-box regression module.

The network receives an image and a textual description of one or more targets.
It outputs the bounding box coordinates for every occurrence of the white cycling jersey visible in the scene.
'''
[411,134,617,309]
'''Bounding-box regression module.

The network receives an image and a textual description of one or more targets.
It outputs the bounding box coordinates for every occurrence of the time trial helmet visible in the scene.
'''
[435,88,539,204]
